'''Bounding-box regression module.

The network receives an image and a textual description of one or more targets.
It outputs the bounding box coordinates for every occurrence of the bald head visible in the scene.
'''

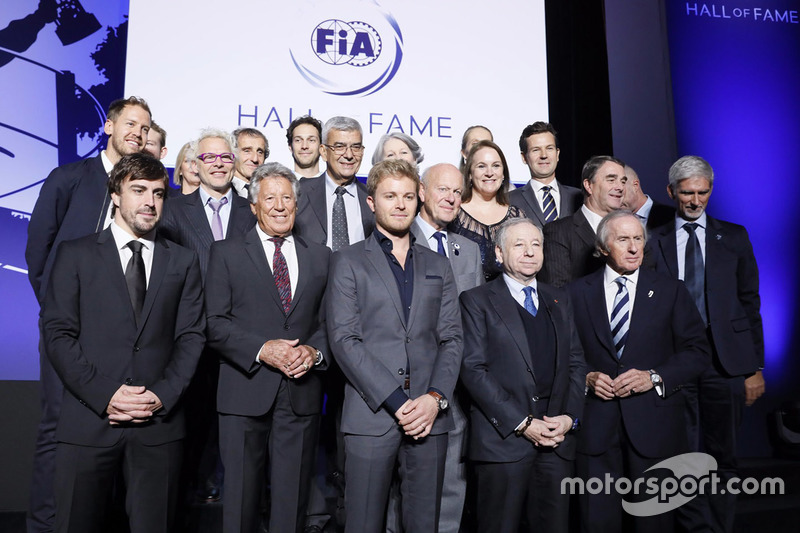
[419,163,465,230]
[621,165,647,212]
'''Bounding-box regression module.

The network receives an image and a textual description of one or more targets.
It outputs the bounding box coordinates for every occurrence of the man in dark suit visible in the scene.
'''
[326,159,463,532]
[42,153,205,533]
[620,165,674,230]
[205,162,330,533]
[25,96,152,533]
[568,211,709,532]
[539,155,628,288]
[648,155,765,533]
[231,127,268,198]
[460,218,586,533]
[510,122,582,226]
[294,116,374,250]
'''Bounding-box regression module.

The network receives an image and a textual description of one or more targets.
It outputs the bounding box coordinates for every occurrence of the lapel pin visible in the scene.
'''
[453,242,460,256]
[648,290,654,298]
[716,234,722,240]
[554,299,559,304]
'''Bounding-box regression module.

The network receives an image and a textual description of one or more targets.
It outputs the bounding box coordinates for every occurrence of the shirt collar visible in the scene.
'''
[414,214,445,240]
[199,185,233,206]
[676,212,707,231]
[581,204,605,233]
[100,151,114,175]
[503,272,538,298]
[530,179,560,195]
[603,264,640,288]
[325,173,356,196]
[373,228,415,252]
[636,195,654,219]
[110,220,155,251]
[255,224,294,245]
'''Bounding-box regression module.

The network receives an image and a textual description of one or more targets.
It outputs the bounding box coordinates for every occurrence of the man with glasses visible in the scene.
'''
[159,128,255,513]
[295,116,375,250]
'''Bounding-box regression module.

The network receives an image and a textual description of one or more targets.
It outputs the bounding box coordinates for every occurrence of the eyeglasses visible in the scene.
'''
[323,143,365,156]
[197,152,235,164]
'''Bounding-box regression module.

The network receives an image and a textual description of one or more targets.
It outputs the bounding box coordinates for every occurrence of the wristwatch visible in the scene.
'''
[649,369,664,397]
[314,349,323,366]
[427,391,449,411]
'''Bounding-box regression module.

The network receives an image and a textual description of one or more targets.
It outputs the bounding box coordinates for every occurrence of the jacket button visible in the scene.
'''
[398,369,405,375]
[533,396,540,402]
[133,346,140,352]
[526,368,532,373]
[405,337,411,343]
[283,324,290,330]
[125,378,133,385]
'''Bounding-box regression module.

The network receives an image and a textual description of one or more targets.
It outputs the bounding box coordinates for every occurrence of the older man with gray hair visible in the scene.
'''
[206,162,331,533]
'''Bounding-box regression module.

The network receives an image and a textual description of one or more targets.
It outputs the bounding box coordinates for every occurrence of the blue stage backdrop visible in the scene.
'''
[0,0,130,380]
[666,0,800,382]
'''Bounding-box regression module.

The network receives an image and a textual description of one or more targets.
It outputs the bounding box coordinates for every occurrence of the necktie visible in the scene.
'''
[125,241,146,323]
[541,185,557,223]
[523,286,537,317]
[331,186,349,252]
[683,223,707,323]
[270,237,292,313]
[208,196,229,241]
[610,276,630,358]
[433,232,447,256]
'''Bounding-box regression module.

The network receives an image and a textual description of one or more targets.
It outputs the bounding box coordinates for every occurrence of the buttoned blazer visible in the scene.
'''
[509,180,583,227]
[159,188,255,279]
[459,277,586,462]
[325,233,463,437]
[42,228,206,447]
[205,227,330,417]
[294,174,374,247]
[539,209,604,288]
[647,216,763,375]
[568,268,710,458]
[26,154,112,303]
[410,222,484,294]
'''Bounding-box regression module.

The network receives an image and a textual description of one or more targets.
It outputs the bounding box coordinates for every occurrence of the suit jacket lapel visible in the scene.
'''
[573,210,596,248]
[406,245,428,332]
[489,279,535,371]
[244,228,285,312]
[583,271,617,361]
[136,238,169,336]
[523,183,546,226]
[365,235,407,328]
[656,223,680,277]
[356,181,374,235]
[623,270,655,357]
[97,229,136,325]
[287,236,310,316]
[309,177,328,238]
[185,191,215,247]
[227,195,253,235]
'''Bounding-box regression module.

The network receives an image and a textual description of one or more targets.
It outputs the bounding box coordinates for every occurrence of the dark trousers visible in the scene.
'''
[343,430,447,533]
[219,380,320,533]
[54,432,182,533]
[677,362,745,533]
[473,447,573,533]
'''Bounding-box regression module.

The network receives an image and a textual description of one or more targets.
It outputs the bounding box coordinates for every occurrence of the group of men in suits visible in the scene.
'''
[27,97,765,533]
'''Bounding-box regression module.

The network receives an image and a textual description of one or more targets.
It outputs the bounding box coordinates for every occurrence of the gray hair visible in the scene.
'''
[322,116,363,144]
[669,155,714,190]
[232,127,270,158]
[371,132,424,166]
[494,218,544,256]
[248,162,299,204]
[595,210,647,256]
[191,127,235,156]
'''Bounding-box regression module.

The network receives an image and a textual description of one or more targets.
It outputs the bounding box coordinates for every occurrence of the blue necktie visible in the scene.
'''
[542,186,557,223]
[683,223,707,324]
[523,286,537,317]
[610,276,630,358]
[433,232,447,256]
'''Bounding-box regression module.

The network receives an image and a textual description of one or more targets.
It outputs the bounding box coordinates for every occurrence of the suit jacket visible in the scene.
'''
[410,221,483,294]
[42,229,206,447]
[205,228,330,417]
[568,268,710,458]
[509,180,583,227]
[459,277,586,462]
[26,154,112,303]
[647,217,763,376]
[325,233,463,436]
[539,209,604,288]
[645,201,675,231]
[294,173,374,247]
[158,188,255,279]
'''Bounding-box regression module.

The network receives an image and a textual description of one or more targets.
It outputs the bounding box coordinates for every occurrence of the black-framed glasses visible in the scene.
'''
[323,143,365,156]
[197,152,235,164]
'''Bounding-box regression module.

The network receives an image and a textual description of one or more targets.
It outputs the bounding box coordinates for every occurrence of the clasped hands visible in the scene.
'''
[587,369,653,400]
[259,338,316,379]
[107,385,162,425]
[395,394,439,441]
[522,415,572,448]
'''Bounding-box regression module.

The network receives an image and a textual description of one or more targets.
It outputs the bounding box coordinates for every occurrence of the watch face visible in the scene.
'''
[440,398,449,410]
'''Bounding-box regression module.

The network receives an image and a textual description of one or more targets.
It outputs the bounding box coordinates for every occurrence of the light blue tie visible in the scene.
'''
[610,277,630,358]
[523,286,537,317]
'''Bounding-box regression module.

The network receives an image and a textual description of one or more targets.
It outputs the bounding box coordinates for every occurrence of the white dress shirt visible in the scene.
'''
[231,176,250,199]
[110,221,155,287]
[414,214,448,257]
[198,187,234,239]
[324,174,365,248]
[581,204,604,234]
[603,265,639,321]
[675,213,707,281]
[101,151,116,229]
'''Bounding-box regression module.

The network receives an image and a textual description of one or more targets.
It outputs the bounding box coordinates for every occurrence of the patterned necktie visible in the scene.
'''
[331,186,349,251]
[269,237,292,313]
[683,223,707,323]
[208,196,229,241]
[125,241,146,322]
[433,232,447,256]
[541,185,557,223]
[610,276,630,358]
[523,286,537,317]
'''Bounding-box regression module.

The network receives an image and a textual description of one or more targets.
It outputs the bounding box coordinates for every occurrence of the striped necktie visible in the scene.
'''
[542,185,557,223]
[610,276,630,358]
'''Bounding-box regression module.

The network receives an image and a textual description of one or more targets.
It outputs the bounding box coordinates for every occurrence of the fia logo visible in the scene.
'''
[289,3,404,97]
[312,20,382,67]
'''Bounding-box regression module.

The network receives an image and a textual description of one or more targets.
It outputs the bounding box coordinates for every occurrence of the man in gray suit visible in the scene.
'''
[510,122,582,226]
[326,159,463,533]
[408,162,481,533]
